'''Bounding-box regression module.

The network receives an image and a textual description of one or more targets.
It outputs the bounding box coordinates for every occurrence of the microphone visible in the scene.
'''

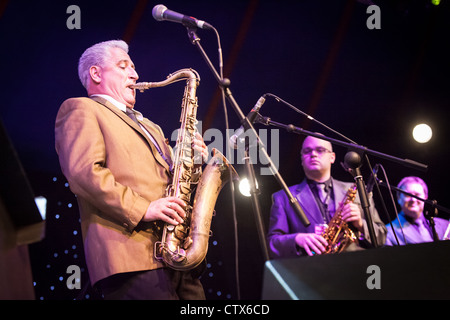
[229,95,266,149]
[366,164,380,194]
[152,4,213,30]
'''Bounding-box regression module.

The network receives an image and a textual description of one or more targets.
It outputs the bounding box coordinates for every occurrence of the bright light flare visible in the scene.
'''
[412,123,432,143]
[238,177,258,197]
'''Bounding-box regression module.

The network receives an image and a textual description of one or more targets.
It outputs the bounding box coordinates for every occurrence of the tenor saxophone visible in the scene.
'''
[321,184,358,254]
[132,69,238,270]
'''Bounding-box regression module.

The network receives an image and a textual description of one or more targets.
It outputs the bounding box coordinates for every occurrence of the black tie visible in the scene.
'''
[311,181,331,223]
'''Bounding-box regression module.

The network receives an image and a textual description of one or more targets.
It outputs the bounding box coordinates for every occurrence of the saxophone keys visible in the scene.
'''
[183,236,193,249]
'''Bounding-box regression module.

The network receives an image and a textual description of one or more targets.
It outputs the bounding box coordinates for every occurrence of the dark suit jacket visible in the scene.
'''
[385,212,449,246]
[55,96,173,285]
[267,178,387,259]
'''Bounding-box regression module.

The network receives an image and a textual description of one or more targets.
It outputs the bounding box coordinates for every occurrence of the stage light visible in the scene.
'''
[431,0,440,6]
[412,123,432,143]
[239,178,251,197]
[238,177,258,197]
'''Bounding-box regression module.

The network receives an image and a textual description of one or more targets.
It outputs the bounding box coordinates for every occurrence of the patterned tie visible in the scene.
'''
[317,183,329,204]
[125,108,139,125]
[125,108,172,169]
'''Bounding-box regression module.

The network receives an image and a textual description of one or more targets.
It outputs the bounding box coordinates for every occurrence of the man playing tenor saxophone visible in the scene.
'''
[267,135,386,258]
[55,40,208,299]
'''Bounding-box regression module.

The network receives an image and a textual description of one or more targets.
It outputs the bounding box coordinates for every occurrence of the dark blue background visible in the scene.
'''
[1,0,449,299]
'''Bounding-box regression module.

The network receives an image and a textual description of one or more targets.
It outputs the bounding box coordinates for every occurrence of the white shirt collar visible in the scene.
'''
[90,94,143,120]
[90,94,126,112]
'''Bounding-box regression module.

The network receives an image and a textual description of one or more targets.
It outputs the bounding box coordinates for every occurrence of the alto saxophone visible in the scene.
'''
[321,184,358,254]
[132,69,238,270]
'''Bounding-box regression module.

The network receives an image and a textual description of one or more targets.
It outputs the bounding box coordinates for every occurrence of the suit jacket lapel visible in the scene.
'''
[332,179,354,209]
[89,96,172,173]
[140,119,173,170]
[294,181,325,226]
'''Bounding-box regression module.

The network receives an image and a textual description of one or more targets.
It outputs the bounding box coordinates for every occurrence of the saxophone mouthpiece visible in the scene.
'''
[130,82,152,92]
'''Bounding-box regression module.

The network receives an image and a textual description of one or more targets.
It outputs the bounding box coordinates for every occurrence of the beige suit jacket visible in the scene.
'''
[55,96,173,285]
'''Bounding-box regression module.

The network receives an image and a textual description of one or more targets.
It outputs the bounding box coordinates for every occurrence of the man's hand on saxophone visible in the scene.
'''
[295,233,328,256]
[143,196,187,225]
[340,203,364,232]
[192,132,209,167]
[293,202,363,256]
[142,133,207,226]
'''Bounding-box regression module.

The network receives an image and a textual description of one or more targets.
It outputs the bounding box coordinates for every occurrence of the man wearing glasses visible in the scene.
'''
[267,135,386,258]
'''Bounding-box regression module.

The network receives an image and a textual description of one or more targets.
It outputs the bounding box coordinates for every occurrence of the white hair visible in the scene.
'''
[78,40,129,89]
[397,176,429,199]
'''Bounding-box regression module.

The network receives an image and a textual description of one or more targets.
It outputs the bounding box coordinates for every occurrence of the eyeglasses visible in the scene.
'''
[301,147,332,156]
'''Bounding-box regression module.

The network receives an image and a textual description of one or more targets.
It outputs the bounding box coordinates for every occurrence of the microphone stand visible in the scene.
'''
[342,151,378,247]
[256,115,428,172]
[255,114,429,248]
[377,181,450,242]
[185,27,311,262]
[241,139,269,260]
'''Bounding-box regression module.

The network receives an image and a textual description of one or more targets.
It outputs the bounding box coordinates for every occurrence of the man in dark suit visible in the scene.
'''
[267,135,386,258]
[55,40,208,299]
